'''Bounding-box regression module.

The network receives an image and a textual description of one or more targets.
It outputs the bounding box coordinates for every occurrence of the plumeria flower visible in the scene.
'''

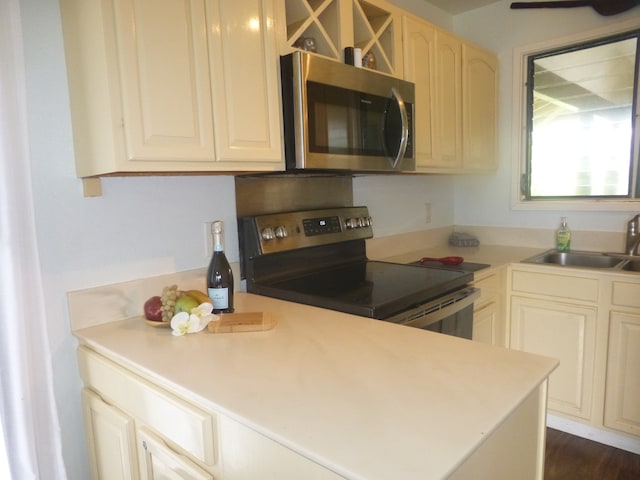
[170,302,218,336]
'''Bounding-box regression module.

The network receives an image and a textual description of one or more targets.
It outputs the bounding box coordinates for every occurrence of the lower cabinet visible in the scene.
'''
[473,301,499,345]
[137,427,212,480]
[604,311,640,437]
[509,267,601,422]
[510,296,597,419]
[472,267,506,347]
[508,265,640,445]
[82,388,211,480]
[82,389,139,480]
[78,347,343,480]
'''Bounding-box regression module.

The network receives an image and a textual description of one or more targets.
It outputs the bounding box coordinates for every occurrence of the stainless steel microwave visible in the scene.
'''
[280,52,415,173]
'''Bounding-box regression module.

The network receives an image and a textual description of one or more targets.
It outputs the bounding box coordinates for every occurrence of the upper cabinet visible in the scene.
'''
[433,29,463,169]
[60,0,498,190]
[402,14,498,173]
[60,0,284,181]
[462,43,498,171]
[278,0,403,77]
[402,16,436,167]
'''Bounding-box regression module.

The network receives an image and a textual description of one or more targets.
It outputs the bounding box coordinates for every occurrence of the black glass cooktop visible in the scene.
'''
[248,260,472,320]
[406,260,490,273]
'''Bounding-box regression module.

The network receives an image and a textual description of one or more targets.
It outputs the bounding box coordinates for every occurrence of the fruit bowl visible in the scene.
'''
[144,319,170,328]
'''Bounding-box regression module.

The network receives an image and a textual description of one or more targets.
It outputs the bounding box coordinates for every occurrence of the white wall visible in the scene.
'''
[18,0,640,477]
[353,175,456,236]
[20,1,238,477]
[392,0,453,28]
[451,1,640,233]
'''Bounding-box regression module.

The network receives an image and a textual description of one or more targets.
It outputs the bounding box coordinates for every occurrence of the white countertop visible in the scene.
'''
[376,244,545,270]
[75,292,557,480]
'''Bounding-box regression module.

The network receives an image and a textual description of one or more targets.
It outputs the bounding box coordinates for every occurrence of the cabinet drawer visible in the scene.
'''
[474,271,499,292]
[78,347,216,465]
[611,281,640,308]
[511,269,599,302]
[137,426,213,480]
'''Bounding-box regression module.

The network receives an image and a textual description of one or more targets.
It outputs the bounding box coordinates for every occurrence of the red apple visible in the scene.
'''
[144,295,163,322]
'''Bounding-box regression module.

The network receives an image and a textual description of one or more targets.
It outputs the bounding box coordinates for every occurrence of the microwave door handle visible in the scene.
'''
[389,87,409,169]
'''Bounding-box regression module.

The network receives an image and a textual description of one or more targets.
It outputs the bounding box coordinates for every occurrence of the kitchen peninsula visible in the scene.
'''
[71,281,557,479]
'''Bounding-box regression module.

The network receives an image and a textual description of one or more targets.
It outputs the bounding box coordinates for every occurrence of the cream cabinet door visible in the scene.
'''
[112,0,216,163]
[402,16,436,169]
[472,268,506,347]
[206,0,283,165]
[510,296,597,419]
[604,311,640,436]
[61,0,283,179]
[82,389,139,480]
[433,29,462,169]
[462,43,498,171]
[473,301,499,346]
[402,17,498,173]
[138,427,213,480]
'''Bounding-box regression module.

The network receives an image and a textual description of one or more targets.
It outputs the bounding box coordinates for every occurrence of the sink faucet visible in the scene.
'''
[626,214,640,256]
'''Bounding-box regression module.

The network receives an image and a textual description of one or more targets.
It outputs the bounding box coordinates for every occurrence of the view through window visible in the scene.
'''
[524,30,640,200]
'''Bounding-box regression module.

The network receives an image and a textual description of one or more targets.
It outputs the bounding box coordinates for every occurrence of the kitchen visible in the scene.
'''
[1,0,640,478]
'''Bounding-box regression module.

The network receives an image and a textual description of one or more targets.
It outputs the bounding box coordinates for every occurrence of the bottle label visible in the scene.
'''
[208,287,229,309]
[556,232,571,252]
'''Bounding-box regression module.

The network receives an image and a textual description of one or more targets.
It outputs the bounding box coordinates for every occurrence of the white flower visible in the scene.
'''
[170,302,218,336]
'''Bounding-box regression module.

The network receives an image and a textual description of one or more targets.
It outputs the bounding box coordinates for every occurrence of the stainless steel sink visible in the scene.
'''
[621,258,640,272]
[523,250,627,269]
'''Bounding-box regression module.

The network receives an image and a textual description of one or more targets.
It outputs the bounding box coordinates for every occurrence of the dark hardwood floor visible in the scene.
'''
[545,428,640,480]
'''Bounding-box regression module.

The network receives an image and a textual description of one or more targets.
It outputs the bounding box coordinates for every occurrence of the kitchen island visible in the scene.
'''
[72,285,557,480]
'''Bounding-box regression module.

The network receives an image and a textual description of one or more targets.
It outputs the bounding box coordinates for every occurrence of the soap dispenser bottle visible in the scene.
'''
[556,217,571,252]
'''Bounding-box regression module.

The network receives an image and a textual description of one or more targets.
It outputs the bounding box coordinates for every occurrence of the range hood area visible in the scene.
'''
[235,174,355,218]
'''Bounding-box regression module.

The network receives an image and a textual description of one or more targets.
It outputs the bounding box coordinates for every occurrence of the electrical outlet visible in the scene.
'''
[203,222,213,258]
[424,203,432,224]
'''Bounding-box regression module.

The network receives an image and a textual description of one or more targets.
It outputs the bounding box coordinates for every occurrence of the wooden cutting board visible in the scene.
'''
[207,312,276,334]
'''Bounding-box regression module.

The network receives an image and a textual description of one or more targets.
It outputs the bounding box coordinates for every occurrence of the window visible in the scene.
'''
[519,29,640,203]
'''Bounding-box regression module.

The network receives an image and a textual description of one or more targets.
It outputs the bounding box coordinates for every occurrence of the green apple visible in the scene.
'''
[174,294,199,314]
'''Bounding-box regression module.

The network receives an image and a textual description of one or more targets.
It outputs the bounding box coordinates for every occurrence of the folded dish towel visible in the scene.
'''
[449,232,480,247]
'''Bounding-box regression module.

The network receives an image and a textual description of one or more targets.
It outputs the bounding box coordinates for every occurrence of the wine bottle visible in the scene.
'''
[207,221,234,313]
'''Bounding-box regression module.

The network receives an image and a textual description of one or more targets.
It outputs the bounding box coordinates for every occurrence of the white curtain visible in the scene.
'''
[0,0,67,478]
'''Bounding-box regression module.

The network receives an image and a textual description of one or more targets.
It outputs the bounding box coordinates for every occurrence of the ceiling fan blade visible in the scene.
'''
[510,0,639,16]
[511,1,591,9]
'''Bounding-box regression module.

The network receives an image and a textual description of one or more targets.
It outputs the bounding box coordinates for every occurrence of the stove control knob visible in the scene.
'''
[261,227,275,241]
[345,218,358,229]
[358,217,368,228]
[274,225,288,239]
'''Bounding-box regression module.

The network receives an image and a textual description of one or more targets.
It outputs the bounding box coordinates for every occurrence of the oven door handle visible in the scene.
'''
[388,87,409,169]
[400,288,480,329]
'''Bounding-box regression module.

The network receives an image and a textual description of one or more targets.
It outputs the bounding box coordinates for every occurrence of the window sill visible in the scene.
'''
[512,198,640,212]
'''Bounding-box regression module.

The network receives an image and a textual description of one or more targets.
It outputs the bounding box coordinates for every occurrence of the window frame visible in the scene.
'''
[512,18,640,212]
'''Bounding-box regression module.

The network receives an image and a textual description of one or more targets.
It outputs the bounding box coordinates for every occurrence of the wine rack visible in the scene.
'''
[283,0,399,75]
[352,0,395,74]
[284,0,341,61]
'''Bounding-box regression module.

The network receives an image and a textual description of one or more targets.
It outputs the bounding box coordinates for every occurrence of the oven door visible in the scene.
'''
[388,287,480,339]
